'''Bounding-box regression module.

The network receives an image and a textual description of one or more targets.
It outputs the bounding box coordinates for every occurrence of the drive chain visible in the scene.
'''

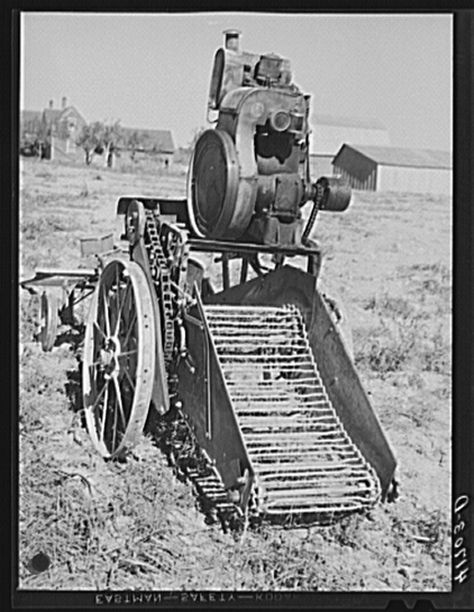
[143,211,247,531]
[144,209,175,364]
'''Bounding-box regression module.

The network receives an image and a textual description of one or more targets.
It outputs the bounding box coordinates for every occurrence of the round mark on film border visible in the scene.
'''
[27,552,51,574]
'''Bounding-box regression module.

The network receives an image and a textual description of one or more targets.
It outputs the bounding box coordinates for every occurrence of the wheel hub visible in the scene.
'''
[100,336,121,377]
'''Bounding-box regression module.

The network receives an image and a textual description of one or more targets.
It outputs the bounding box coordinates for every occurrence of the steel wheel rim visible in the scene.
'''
[82,258,155,458]
[39,291,59,352]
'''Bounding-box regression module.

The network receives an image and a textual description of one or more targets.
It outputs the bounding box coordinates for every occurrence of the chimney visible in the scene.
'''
[223,29,241,52]
[49,100,53,109]
[61,96,67,109]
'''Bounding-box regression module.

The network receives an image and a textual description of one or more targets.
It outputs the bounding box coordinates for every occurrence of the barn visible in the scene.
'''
[309,114,390,179]
[120,127,175,167]
[332,144,452,195]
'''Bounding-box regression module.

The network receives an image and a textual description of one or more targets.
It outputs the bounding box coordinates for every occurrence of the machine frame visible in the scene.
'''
[21,194,397,526]
[20,30,398,527]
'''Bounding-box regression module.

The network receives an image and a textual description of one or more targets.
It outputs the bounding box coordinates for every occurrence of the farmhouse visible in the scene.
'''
[120,127,175,166]
[20,97,87,159]
[332,144,452,195]
[310,114,390,178]
[42,97,86,143]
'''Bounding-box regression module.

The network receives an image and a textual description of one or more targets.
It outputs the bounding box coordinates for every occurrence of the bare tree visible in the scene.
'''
[76,122,103,165]
[127,130,140,161]
[76,120,122,167]
[101,120,122,168]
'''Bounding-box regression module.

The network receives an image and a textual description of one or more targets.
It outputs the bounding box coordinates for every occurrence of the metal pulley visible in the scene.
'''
[316,176,352,212]
[302,176,352,244]
[187,129,249,240]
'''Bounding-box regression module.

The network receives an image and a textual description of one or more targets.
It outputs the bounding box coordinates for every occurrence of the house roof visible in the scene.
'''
[120,127,175,153]
[21,110,42,124]
[42,106,86,125]
[43,109,63,124]
[336,144,452,170]
[312,114,387,130]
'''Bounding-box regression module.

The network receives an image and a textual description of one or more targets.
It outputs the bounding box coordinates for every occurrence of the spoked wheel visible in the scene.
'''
[82,257,156,458]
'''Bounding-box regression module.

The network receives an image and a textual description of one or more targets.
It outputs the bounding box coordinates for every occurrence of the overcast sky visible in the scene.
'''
[21,12,452,152]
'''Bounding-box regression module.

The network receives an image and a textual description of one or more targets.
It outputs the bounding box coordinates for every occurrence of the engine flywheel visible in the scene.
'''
[187,129,244,239]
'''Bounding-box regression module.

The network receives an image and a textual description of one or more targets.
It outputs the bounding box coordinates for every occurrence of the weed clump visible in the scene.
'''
[356,290,450,377]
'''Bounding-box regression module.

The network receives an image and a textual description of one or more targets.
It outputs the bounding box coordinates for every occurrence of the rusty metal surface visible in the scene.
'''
[204,303,381,515]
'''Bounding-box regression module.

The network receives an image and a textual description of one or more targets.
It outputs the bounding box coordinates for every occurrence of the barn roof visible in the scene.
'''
[312,114,387,130]
[335,144,452,169]
[120,127,175,153]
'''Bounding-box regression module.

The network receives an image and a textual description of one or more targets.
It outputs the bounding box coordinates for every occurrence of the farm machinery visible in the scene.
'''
[21,30,397,526]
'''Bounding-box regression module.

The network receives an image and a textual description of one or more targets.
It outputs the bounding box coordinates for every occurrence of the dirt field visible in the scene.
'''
[18,157,451,591]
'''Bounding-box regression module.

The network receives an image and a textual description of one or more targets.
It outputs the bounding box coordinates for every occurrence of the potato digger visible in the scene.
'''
[21,30,397,528]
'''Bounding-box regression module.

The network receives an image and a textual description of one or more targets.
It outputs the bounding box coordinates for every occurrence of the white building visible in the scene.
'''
[309,114,390,179]
[332,144,452,195]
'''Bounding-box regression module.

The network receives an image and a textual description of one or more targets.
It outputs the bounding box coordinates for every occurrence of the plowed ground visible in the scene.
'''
[18,158,451,591]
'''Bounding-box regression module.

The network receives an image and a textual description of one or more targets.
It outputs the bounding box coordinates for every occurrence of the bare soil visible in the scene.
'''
[18,158,451,591]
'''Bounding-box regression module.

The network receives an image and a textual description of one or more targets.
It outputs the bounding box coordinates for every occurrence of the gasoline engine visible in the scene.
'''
[188,28,351,246]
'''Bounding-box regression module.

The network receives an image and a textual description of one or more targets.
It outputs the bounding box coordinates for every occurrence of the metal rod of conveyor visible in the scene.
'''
[203,303,381,517]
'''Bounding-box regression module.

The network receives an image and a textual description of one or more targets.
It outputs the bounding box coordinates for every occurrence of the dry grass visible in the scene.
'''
[354,268,451,377]
[18,158,451,591]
